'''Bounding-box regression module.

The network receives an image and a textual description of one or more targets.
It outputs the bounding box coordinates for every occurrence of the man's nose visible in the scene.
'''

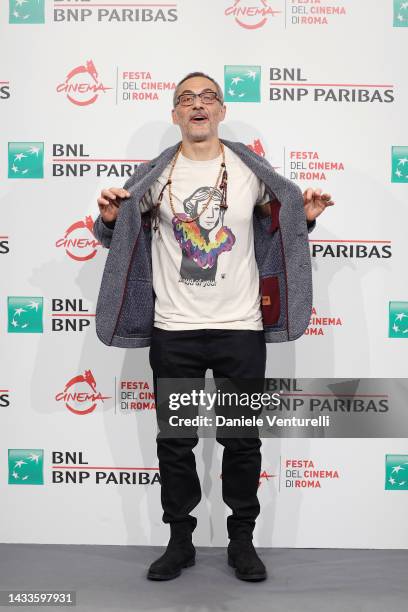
[192,96,204,110]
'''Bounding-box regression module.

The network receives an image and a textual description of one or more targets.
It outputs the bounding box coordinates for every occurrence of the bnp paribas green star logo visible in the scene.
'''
[385,455,408,490]
[394,0,408,26]
[8,297,43,333]
[9,0,45,24]
[8,142,44,179]
[389,301,408,338]
[8,449,44,485]
[224,65,261,102]
[391,147,408,182]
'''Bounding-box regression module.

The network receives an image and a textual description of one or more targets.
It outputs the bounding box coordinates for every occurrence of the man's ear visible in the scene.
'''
[171,108,178,125]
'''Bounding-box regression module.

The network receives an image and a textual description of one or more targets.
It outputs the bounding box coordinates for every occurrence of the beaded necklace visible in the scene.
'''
[152,141,228,234]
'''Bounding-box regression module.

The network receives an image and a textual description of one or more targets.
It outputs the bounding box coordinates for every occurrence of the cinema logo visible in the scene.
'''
[120,71,176,102]
[53,0,178,23]
[55,370,111,415]
[56,60,112,106]
[55,216,101,261]
[247,139,266,157]
[269,68,395,103]
[284,459,339,489]
[52,144,146,178]
[258,468,277,487]
[224,0,281,29]
[119,380,156,412]
[289,0,346,26]
[289,150,344,181]
[220,467,277,487]
[310,240,392,259]
[0,80,10,100]
[304,307,342,336]
[51,451,161,485]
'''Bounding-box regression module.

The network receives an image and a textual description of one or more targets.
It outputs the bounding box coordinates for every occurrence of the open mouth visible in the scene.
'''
[190,115,209,124]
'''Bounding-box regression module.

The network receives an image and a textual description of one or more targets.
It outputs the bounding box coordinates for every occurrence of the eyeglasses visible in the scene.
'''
[175,91,221,107]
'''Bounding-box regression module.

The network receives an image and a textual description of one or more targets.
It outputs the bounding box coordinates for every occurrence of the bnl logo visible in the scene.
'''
[224,66,261,103]
[9,0,45,24]
[394,0,408,26]
[8,297,43,333]
[8,449,44,485]
[385,455,408,490]
[8,143,44,178]
[388,302,408,338]
[391,147,408,183]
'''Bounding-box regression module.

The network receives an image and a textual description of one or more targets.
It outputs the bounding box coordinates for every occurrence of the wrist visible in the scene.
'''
[102,217,116,229]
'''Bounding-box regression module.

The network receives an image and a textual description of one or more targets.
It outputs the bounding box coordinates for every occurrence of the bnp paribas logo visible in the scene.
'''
[393,0,408,26]
[391,146,408,182]
[224,65,261,102]
[8,449,44,485]
[388,301,408,338]
[9,0,45,24]
[385,455,408,490]
[8,297,43,333]
[8,142,44,179]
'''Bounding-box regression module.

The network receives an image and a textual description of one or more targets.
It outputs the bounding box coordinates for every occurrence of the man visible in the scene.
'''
[92,71,334,582]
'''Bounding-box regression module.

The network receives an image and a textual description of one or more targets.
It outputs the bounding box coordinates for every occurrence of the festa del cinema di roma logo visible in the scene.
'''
[224,0,281,29]
[56,60,111,106]
[55,216,101,261]
[55,370,111,415]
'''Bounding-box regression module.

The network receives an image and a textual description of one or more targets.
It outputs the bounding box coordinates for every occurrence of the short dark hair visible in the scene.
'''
[173,71,224,107]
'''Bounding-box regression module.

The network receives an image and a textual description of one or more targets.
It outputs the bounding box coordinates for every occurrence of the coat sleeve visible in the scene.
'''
[307,219,316,233]
[92,214,115,249]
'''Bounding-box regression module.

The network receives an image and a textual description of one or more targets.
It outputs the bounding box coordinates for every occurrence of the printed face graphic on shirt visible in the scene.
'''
[172,186,236,284]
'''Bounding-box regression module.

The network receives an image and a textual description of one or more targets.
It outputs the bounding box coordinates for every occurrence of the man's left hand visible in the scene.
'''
[303,188,335,222]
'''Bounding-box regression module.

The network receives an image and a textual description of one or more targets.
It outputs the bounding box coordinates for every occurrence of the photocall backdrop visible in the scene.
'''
[1,0,407,548]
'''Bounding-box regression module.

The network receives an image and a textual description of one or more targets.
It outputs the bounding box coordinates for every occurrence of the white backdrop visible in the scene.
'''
[1,0,407,548]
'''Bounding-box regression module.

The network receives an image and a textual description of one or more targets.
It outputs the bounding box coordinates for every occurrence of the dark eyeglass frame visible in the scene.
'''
[174,90,222,107]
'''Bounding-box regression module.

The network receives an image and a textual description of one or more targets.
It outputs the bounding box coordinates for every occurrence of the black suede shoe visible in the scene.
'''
[227,540,267,581]
[147,525,196,581]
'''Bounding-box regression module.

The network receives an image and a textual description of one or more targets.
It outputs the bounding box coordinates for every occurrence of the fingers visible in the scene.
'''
[110,187,131,198]
[97,186,131,216]
[304,188,335,207]
[320,193,335,206]
[304,188,314,203]
[97,196,116,208]
[101,187,129,201]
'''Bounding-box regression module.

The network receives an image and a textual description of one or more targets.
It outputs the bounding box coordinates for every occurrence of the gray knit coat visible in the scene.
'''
[92,139,315,348]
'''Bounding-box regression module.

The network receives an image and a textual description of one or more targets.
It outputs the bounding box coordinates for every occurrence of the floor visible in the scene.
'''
[1,544,407,612]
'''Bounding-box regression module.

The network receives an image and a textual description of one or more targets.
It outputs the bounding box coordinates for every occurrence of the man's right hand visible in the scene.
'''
[97,187,131,223]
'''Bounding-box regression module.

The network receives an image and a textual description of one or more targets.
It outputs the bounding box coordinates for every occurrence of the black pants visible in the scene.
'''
[149,326,267,541]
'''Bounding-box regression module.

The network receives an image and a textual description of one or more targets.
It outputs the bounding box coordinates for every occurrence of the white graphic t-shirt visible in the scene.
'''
[140,147,270,330]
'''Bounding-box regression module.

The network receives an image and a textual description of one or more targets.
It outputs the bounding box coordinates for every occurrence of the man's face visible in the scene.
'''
[172,76,226,143]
